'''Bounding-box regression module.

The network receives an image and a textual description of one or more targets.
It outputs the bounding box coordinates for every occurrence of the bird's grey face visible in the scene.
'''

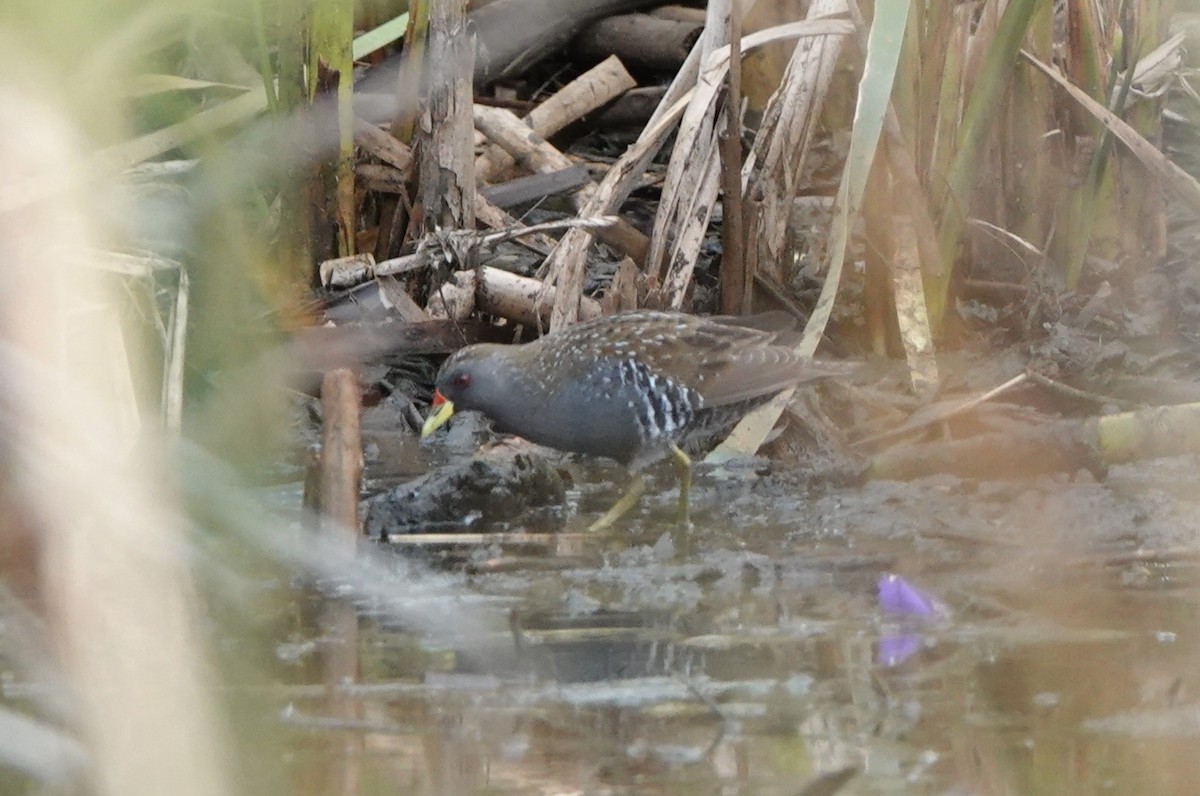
[433,345,505,410]
[420,345,518,439]
[421,345,507,439]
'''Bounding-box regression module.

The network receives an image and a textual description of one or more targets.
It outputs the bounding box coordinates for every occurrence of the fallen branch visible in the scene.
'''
[426,265,603,326]
[869,400,1200,481]
[478,165,591,208]
[475,55,636,181]
[364,216,617,279]
[574,13,702,73]
[472,104,650,263]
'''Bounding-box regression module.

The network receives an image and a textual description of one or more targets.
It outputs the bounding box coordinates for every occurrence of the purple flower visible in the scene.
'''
[878,573,939,618]
[876,574,945,667]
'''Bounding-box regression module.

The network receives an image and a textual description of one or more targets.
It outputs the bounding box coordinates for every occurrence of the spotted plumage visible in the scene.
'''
[423,310,845,470]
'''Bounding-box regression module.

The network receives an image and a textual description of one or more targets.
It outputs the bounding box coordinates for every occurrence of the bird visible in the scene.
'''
[421,310,849,530]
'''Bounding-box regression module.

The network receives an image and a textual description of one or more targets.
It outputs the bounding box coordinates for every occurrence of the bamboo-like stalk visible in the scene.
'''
[2,79,233,796]
[374,1,429,260]
[277,0,315,282]
[163,267,189,432]
[311,0,357,256]
[719,0,746,315]
[929,0,1045,335]
[392,0,430,142]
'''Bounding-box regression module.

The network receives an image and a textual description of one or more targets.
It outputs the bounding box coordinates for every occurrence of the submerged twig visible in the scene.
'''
[854,372,1028,449]
[1024,370,1142,411]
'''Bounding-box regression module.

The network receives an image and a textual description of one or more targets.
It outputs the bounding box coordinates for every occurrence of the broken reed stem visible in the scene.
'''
[472,103,650,264]
[315,365,365,790]
[427,265,603,325]
[719,0,746,315]
[416,0,475,234]
[320,368,363,547]
[475,55,636,181]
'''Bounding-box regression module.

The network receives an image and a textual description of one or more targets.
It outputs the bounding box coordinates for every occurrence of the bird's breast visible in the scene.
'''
[489,361,691,464]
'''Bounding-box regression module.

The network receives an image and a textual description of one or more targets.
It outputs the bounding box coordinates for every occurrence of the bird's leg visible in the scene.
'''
[670,444,692,526]
[669,444,694,557]
[587,446,692,535]
[587,473,647,532]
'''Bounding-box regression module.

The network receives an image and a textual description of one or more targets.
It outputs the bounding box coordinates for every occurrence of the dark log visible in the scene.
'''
[355,0,661,122]
[356,163,407,194]
[868,419,1104,482]
[479,164,591,208]
[472,0,660,83]
[574,14,703,73]
[650,5,707,23]
[594,86,668,129]
[869,401,1200,482]
[290,319,509,368]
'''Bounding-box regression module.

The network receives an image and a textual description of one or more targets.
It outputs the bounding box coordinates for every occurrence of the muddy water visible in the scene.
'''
[279,454,1200,795]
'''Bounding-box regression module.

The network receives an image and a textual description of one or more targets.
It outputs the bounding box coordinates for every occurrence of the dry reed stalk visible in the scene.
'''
[0,82,232,796]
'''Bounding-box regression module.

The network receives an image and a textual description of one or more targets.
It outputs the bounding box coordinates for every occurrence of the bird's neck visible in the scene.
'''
[477,352,548,436]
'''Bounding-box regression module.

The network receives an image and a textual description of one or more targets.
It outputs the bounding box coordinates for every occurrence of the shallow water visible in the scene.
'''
[4,448,1196,792]
[274,454,1200,795]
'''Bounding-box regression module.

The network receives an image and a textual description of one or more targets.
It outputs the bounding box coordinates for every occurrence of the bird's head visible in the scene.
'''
[420,344,511,438]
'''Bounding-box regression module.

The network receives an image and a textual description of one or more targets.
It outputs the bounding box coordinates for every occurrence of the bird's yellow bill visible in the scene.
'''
[421,393,456,438]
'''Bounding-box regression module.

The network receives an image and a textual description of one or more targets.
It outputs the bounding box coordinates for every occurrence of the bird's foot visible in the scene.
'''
[587,474,647,532]
[670,444,694,556]
[670,444,692,527]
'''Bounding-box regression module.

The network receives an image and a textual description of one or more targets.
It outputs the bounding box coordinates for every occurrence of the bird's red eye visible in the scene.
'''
[454,372,471,388]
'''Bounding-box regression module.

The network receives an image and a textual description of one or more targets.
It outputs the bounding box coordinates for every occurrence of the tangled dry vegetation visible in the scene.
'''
[5,0,1200,793]
[312,0,1200,477]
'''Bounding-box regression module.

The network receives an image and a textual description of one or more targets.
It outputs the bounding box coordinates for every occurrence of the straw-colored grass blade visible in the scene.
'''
[710,0,911,460]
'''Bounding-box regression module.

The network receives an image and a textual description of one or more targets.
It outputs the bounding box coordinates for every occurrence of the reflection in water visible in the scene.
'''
[877,573,943,667]
[8,455,1200,793]
[294,598,363,796]
[274,461,1200,794]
